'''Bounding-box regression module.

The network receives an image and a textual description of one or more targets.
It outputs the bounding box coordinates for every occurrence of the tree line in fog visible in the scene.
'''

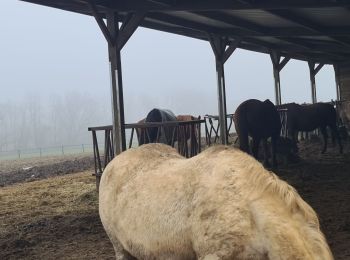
[0,92,111,152]
[0,87,222,153]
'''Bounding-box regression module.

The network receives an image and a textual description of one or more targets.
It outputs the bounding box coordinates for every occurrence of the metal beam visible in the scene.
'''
[222,38,241,64]
[87,0,113,45]
[142,15,341,64]
[142,18,340,64]
[279,57,290,71]
[21,1,350,39]
[187,11,349,61]
[314,63,324,76]
[195,10,348,37]
[147,9,350,62]
[141,19,208,41]
[265,27,350,37]
[234,36,340,63]
[267,9,350,48]
[105,0,350,12]
[194,11,266,36]
[148,11,349,62]
[193,10,350,38]
[147,13,219,35]
[275,37,350,54]
[194,11,311,52]
[117,11,146,51]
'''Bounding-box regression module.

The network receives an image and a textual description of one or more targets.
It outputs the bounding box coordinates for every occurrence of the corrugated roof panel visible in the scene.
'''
[144,18,183,28]
[164,11,234,29]
[291,36,336,43]
[254,36,297,45]
[294,8,350,27]
[223,10,296,28]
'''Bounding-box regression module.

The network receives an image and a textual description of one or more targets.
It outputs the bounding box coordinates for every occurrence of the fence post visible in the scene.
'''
[61,145,64,155]
[82,144,85,153]
[18,150,20,159]
[40,148,42,157]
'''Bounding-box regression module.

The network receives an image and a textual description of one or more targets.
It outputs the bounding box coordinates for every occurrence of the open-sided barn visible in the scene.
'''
[20,0,350,156]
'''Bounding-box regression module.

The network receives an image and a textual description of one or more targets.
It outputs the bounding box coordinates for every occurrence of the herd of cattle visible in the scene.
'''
[134,99,346,167]
[235,99,343,167]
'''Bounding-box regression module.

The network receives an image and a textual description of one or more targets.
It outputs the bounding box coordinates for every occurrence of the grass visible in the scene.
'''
[0,146,94,161]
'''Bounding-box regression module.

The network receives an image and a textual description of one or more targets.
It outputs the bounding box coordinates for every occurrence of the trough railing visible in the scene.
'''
[204,114,235,145]
[277,108,288,138]
[88,119,205,190]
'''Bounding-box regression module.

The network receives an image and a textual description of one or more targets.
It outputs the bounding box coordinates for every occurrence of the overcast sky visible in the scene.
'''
[1,0,338,124]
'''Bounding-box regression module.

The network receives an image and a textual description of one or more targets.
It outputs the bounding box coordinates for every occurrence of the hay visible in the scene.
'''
[0,171,114,260]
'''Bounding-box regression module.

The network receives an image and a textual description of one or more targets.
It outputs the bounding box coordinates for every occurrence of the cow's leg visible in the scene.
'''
[289,129,298,153]
[330,125,343,154]
[271,136,278,167]
[262,139,271,168]
[252,137,261,160]
[238,131,250,154]
[320,127,328,154]
[331,127,336,145]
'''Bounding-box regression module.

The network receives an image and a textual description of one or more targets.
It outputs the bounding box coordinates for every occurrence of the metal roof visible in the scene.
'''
[20,0,350,64]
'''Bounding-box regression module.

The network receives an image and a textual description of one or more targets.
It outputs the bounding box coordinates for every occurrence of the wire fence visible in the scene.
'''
[0,144,94,161]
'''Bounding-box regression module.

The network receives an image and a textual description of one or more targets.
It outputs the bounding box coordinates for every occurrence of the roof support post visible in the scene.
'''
[270,51,290,105]
[107,11,126,154]
[333,64,341,101]
[89,0,144,156]
[209,36,239,145]
[308,61,324,104]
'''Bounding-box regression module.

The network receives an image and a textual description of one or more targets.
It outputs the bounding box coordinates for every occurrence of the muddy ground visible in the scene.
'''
[0,154,95,187]
[0,139,349,259]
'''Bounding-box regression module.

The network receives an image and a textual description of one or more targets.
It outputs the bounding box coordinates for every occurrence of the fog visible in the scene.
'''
[0,0,337,151]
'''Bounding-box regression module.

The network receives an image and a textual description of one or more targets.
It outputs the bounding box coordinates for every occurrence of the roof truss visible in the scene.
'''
[20,0,350,63]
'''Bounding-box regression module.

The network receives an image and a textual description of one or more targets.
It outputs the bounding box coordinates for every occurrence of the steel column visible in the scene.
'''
[308,61,317,104]
[107,11,126,154]
[270,51,281,105]
[273,66,282,105]
[333,64,341,101]
[308,62,324,104]
[269,51,290,105]
[209,37,239,145]
[216,58,228,145]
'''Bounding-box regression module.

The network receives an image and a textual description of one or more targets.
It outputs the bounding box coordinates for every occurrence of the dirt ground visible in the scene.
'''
[0,154,95,187]
[0,139,349,259]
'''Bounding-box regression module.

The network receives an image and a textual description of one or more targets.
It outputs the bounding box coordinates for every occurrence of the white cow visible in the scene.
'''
[99,143,333,260]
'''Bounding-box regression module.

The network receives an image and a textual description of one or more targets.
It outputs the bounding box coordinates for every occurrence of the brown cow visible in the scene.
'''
[278,102,343,154]
[176,115,200,157]
[234,99,281,167]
